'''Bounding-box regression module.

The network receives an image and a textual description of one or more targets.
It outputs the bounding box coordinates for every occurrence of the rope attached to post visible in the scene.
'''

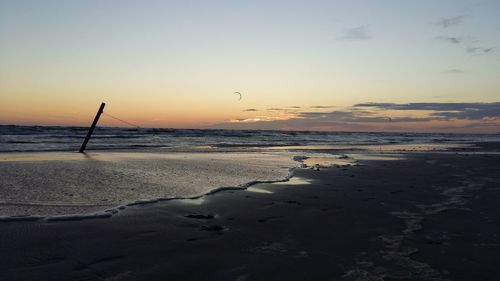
[102,112,141,128]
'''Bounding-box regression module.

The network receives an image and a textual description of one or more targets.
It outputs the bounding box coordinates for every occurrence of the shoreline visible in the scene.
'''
[0,141,492,220]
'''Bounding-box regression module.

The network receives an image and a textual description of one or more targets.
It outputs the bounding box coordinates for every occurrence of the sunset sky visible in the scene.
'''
[1,0,499,132]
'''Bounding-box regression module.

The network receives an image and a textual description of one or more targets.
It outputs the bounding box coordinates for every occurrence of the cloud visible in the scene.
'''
[354,102,495,111]
[267,108,284,111]
[296,111,353,120]
[243,108,258,112]
[443,69,465,74]
[212,113,373,131]
[436,36,463,44]
[211,102,500,132]
[465,47,494,55]
[339,26,371,40]
[354,102,500,120]
[310,105,336,109]
[297,111,431,123]
[437,15,465,28]
[433,107,500,120]
[435,32,493,56]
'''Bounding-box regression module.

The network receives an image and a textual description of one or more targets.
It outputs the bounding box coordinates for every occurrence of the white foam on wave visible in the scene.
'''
[0,215,44,222]
[47,212,113,222]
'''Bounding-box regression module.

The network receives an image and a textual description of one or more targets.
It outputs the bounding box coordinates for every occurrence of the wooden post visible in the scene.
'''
[79,102,106,153]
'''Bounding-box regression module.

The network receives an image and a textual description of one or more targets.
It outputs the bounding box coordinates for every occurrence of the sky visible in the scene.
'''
[1,0,499,133]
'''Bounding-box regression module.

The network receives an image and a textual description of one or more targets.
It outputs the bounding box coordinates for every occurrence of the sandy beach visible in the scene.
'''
[1,142,499,281]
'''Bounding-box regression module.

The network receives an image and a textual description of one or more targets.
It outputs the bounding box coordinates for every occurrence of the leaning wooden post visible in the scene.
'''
[79,102,106,153]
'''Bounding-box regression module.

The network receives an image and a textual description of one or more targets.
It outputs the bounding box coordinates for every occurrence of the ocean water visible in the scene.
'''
[1,125,499,153]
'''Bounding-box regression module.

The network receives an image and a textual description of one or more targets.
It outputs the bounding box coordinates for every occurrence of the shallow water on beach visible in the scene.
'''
[0,152,299,217]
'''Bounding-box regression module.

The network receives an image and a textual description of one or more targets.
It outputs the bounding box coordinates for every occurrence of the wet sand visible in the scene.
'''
[0,151,298,216]
[1,143,500,281]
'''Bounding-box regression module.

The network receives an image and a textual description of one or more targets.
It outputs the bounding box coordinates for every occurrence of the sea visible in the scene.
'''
[1,125,499,153]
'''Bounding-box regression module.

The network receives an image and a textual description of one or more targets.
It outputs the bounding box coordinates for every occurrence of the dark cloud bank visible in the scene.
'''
[356,102,500,120]
[213,102,500,132]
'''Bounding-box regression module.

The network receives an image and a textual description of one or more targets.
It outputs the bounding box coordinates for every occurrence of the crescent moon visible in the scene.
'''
[234,92,242,100]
